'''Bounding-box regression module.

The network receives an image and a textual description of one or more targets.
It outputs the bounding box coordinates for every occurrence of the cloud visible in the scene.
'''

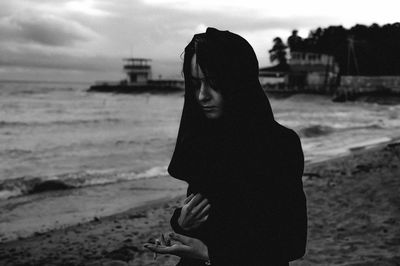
[5,0,114,17]
[0,45,118,72]
[63,0,114,17]
[142,0,400,26]
[0,0,332,81]
[0,14,99,47]
[101,0,334,52]
[1,0,398,82]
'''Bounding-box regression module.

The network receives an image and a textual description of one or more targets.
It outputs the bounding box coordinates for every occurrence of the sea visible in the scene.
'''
[1,80,399,242]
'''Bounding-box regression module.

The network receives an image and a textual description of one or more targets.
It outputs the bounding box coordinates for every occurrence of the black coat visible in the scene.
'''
[168,28,307,266]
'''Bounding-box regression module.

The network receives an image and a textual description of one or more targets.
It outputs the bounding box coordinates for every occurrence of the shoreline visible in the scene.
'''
[1,135,397,244]
[0,175,188,243]
[305,135,400,167]
[0,138,399,265]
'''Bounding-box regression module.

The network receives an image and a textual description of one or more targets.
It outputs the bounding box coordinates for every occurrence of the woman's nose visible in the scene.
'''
[198,82,211,102]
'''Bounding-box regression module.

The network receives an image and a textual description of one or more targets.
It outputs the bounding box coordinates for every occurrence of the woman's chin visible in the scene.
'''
[204,112,222,119]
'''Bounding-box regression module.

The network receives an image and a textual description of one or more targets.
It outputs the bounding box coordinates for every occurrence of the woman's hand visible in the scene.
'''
[178,193,211,231]
[144,232,209,261]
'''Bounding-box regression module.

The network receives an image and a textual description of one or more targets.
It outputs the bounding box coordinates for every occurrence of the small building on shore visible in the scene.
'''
[259,51,340,93]
[259,63,289,91]
[123,58,152,84]
[88,58,184,93]
[289,51,340,93]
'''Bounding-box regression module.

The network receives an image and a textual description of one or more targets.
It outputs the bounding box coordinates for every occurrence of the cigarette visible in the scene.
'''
[161,234,167,245]
[153,239,161,260]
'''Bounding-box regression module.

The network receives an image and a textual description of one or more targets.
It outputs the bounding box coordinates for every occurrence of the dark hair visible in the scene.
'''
[181,27,272,122]
[182,33,224,96]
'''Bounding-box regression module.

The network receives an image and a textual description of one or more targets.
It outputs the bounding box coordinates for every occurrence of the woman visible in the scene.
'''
[145,27,307,266]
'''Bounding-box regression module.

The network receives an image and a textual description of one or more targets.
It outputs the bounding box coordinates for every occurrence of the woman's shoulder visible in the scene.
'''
[271,121,301,146]
[269,122,303,165]
[271,122,304,176]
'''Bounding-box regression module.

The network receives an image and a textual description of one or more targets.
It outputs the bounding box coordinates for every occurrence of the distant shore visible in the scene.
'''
[0,79,92,85]
[0,139,399,265]
[264,90,400,105]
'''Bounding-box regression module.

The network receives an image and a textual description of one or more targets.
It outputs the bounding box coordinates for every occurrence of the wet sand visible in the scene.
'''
[0,175,187,243]
[0,142,399,266]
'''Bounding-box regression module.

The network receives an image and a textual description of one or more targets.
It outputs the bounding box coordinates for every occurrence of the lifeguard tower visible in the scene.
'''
[88,57,183,93]
[123,58,152,84]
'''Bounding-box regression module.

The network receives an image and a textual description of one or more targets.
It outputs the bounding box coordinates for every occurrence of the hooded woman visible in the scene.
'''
[144,27,307,266]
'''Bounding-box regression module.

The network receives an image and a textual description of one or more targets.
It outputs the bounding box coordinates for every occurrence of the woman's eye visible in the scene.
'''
[207,78,217,88]
[190,78,218,92]
[191,79,201,90]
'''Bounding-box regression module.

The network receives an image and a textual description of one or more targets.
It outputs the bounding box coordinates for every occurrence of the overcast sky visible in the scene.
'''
[0,0,399,82]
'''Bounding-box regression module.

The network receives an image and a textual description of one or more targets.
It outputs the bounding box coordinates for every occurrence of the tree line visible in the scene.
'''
[269,23,400,76]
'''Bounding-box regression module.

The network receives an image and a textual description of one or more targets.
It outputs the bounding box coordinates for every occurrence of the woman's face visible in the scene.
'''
[190,54,224,119]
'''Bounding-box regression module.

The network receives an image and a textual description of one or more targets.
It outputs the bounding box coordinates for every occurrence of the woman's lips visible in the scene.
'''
[202,106,216,111]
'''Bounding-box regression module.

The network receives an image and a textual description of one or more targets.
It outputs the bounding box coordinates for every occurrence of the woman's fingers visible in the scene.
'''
[145,234,209,260]
[192,213,210,228]
[183,194,194,204]
[195,204,211,219]
[180,193,211,230]
[144,241,193,258]
[168,232,191,245]
[186,193,204,212]
[144,243,175,254]
[191,198,209,215]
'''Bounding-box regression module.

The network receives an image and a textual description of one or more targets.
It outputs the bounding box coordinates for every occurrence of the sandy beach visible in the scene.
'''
[0,141,399,266]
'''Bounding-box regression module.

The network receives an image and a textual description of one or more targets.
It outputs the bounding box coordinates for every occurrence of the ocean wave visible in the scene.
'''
[0,149,33,158]
[299,123,383,138]
[0,166,168,200]
[2,86,79,96]
[299,125,335,138]
[0,118,121,128]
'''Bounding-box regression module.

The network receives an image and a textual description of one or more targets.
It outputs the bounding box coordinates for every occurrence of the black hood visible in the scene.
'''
[168,27,277,192]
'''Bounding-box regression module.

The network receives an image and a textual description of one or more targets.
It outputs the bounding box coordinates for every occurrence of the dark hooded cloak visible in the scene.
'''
[168,28,307,266]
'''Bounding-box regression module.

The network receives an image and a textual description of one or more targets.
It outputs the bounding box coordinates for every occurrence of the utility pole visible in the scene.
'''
[347,36,359,75]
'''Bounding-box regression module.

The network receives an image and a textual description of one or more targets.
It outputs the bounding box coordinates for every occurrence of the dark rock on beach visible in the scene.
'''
[29,180,74,194]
